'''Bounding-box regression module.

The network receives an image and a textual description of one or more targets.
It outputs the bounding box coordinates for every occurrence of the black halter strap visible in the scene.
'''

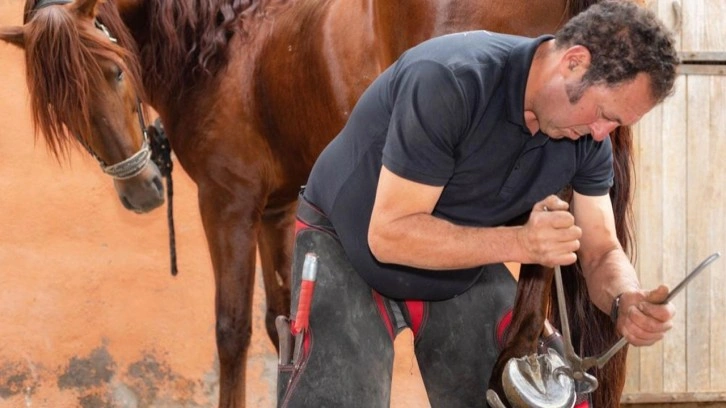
[33,0,72,10]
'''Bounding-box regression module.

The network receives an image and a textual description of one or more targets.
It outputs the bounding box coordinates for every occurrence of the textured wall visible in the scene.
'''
[0,1,277,406]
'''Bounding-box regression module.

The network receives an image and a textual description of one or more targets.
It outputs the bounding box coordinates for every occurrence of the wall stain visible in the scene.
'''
[79,392,113,408]
[0,361,34,399]
[0,344,219,407]
[58,346,116,390]
[125,352,202,407]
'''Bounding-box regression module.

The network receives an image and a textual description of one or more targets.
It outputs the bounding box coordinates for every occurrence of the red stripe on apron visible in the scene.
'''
[496,309,513,349]
[295,219,309,234]
[372,291,395,341]
[404,300,424,337]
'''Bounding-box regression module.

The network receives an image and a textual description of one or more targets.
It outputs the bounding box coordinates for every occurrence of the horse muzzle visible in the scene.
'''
[114,160,165,213]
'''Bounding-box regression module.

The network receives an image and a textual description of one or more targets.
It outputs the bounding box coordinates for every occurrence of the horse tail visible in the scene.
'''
[553,125,634,407]
[490,125,634,406]
[487,263,553,402]
[553,266,626,407]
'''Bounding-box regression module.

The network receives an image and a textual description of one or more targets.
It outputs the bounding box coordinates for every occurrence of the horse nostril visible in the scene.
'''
[121,196,134,210]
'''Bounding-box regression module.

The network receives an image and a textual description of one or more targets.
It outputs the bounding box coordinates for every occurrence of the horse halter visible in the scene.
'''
[32,0,152,180]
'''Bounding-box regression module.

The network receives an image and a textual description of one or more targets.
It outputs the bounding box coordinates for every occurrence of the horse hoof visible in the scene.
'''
[501,349,576,408]
[486,389,508,408]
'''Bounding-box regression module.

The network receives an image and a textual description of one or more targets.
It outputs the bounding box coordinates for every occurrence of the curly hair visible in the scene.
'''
[556,0,679,103]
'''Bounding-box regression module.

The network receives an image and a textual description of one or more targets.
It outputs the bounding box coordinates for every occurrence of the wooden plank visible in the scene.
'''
[678,65,726,76]
[685,75,712,392]
[633,89,665,393]
[651,0,682,50]
[624,344,641,394]
[624,403,726,408]
[706,75,726,391]
[625,116,647,394]
[678,51,726,62]
[622,391,726,404]
[660,76,688,393]
[681,0,726,53]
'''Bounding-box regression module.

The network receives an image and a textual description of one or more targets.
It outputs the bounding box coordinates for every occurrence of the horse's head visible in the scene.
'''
[0,0,164,213]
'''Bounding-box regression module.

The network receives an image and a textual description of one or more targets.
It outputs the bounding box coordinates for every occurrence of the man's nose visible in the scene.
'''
[589,120,619,141]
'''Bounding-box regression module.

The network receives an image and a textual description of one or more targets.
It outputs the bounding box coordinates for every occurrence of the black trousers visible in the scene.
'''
[278,198,517,408]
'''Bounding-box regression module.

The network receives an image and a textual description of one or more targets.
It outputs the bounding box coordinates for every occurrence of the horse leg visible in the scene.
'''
[488,264,553,406]
[256,203,295,350]
[198,185,263,408]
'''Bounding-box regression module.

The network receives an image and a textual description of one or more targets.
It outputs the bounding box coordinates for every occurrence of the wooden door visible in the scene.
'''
[622,2,726,403]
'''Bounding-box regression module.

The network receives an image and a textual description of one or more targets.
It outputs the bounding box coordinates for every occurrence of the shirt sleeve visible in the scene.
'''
[382,60,470,186]
[572,135,614,196]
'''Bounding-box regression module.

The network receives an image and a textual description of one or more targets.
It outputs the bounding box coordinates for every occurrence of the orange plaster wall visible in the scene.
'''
[0,0,431,406]
[0,1,272,406]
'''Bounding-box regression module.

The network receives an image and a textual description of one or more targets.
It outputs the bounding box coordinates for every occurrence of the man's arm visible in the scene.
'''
[572,191,674,346]
[367,165,581,269]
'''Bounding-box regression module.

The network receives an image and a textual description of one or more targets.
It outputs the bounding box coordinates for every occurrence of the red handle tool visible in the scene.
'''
[293,252,319,335]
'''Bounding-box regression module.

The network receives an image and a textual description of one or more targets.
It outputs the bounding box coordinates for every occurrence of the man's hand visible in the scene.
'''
[615,285,675,346]
[518,195,582,266]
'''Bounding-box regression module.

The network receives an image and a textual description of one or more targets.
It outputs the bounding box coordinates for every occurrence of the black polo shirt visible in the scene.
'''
[304,31,613,301]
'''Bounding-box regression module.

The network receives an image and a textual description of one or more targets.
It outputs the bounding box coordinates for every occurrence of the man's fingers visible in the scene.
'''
[645,284,670,304]
[622,302,673,346]
[549,213,578,230]
[525,196,580,266]
[540,195,569,212]
[623,328,665,346]
[639,285,675,322]
[638,299,675,323]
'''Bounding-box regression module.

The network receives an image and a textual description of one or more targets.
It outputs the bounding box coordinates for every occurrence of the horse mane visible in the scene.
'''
[20,0,144,159]
[129,0,265,101]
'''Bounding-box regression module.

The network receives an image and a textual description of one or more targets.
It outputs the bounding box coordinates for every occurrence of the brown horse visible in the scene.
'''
[0,0,165,213]
[0,0,634,406]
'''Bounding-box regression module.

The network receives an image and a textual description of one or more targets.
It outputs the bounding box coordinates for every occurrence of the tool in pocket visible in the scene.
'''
[291,252,319,368]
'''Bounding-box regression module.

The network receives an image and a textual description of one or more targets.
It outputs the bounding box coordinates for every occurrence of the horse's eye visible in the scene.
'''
[116,70,124,82]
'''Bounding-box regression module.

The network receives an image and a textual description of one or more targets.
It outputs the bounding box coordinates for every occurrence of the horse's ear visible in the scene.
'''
[0,26,26,49]
[73,0,103,18]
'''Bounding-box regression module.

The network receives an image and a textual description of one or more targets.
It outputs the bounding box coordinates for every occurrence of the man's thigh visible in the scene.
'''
[279,229,395,408]
[414,263,517,408]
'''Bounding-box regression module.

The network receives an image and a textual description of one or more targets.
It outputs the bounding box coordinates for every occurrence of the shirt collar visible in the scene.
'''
[504,35,554,133]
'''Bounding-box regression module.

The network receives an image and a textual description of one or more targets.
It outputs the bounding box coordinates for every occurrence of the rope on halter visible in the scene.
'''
[149,119,178,276]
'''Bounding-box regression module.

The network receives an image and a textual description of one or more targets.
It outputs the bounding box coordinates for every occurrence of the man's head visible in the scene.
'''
[527,0,679,141]
[555,0,678,104]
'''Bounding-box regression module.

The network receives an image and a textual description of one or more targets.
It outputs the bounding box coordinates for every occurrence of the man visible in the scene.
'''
[277,1,679,407]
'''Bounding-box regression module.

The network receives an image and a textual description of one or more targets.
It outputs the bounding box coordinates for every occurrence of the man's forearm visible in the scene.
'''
[582,248,641,314]
[368,213,528,270]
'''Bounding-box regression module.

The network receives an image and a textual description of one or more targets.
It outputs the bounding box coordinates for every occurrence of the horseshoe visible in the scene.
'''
[502,349,576,408]
[493,252,720,407]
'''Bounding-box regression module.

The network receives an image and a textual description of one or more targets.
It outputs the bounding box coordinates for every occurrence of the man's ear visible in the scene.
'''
[0,26,26,49]
[561,45,591,74]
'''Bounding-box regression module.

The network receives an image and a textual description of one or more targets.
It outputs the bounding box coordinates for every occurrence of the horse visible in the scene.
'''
[0,0,634,406]
[0,0,165,214]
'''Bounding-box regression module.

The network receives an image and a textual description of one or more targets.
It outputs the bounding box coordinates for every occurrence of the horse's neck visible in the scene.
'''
[353,0,496,68]
[370,0,570,62]
[109,0,160,106]
[114,0,147,27]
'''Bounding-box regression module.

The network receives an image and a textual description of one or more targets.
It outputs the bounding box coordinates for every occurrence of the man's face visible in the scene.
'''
[540,72,656,142]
